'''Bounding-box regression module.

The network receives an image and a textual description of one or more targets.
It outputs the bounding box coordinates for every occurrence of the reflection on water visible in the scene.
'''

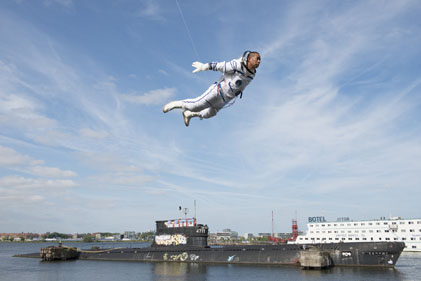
[299,266,403,280]
[152,262,207,281]
[150,262,413,281]
[1,243,420,281]
[150,261,416,281]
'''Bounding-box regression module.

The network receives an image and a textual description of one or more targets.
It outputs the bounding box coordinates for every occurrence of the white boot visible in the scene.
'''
[162,101,183,113]
[182,110,200,127]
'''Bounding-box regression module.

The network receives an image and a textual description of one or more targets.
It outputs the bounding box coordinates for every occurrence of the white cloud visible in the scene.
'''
[43,0,73,8]
[79,128,109,139]
[121,87,176,105]
[28,166,77,178]
[235,80,421,193]
[76,151,141,173]
[97,174,154,186]
[137,0,164,21]
[0,176,77,189]
[0,145,43,167]
[32,130,72,147]
[28,195,45,202]
[0,145,77,179]
[159,69,169,76]
[144,188,166,195]
[231,0,421,197]
[0,92,57,130]
[0,92,36,112]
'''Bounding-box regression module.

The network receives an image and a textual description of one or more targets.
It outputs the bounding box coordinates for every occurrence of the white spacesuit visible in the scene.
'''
[163,51,260,126]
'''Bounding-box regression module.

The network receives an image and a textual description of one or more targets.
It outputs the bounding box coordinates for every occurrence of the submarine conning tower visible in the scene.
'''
[151,218,209,248]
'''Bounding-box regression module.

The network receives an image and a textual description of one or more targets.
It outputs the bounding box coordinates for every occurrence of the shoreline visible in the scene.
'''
[0,240,152,243]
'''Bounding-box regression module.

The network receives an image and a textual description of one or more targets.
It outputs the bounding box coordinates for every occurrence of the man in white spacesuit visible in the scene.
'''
[162,51,261,126]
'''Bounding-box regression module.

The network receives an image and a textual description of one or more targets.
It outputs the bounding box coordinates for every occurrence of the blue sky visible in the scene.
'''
[1,0,420,235]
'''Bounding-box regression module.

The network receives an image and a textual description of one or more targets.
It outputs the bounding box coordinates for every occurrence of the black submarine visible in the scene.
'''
[27,217,404,268]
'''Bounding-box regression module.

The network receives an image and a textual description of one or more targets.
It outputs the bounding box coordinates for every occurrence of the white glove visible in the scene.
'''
[192,62,209,73]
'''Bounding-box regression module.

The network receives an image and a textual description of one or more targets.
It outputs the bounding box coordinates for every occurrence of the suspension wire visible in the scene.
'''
[175,0,200,61]
[175,0,237,111]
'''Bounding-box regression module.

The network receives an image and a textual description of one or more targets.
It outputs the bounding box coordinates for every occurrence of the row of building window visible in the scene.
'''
[309,221,421,228]
[309,229,420,234]
[299,237,421,242]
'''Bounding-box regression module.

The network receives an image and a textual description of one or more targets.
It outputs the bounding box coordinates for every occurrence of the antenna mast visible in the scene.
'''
[272,210,274,237]
[194,200,197,219]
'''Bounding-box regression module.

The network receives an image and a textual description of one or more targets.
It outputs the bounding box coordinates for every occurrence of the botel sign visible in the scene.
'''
[308,216,327,223]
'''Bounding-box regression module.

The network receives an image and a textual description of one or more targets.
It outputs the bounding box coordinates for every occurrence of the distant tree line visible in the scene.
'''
[82,234,94,242]
[139,231,154,241]
[43,232,72,239]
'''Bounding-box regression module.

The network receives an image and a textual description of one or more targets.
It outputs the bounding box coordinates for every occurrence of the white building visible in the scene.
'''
[290,216,421,252]
[123,231,137,240]
[244,233,254,240]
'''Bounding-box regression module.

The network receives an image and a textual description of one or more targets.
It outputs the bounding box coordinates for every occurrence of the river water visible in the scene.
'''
[1,242,420,281]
